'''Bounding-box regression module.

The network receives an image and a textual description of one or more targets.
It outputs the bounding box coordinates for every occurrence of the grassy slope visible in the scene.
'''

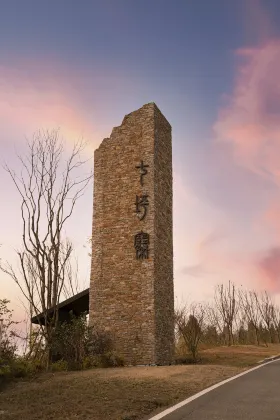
[0,344,280,420]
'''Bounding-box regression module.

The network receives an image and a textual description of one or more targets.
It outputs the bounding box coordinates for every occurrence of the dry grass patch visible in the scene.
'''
[0,344,279,420]
[0,365,243,420]
[200,343,280,367]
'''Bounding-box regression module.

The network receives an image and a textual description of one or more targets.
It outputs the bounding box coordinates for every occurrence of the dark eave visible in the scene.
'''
[31,288,90,325]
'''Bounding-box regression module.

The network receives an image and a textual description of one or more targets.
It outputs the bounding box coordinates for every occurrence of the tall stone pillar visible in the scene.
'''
[89,102,174,365]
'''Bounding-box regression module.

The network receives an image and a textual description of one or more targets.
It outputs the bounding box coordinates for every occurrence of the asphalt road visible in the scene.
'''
[158,360,280,420]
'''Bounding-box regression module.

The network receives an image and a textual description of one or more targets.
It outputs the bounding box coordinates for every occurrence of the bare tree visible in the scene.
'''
[238,289,261,345]
[271,304,280,343]
[0,130,92,365]
[214,281,239,346]
[205,303,225,345]
[257,291,275,343]
[62,255,86,299]
[175,302,206,362]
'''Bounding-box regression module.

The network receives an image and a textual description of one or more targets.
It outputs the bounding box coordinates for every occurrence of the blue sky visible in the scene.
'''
[2,0,280,319]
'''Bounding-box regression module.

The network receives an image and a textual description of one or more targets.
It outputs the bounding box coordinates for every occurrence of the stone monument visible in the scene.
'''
[89,102,174,365]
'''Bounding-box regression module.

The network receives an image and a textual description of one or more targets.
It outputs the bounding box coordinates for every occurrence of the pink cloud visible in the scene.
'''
[213,40,280,183]
[257,246,280,293]
[261,199,280,235]
[0,59,100,150]
[212,35,280,293]
[180,229,243,279]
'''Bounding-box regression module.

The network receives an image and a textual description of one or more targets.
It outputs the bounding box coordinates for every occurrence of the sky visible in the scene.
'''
[1,0,280,322]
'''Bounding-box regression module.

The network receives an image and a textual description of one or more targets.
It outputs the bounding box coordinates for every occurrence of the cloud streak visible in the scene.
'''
[257,246,280,293]
[0,59,99,150]
[212,7,280,293]
[213,40,280,184]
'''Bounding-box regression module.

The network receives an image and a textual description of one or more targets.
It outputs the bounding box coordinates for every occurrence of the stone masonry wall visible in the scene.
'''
[154,108,174,364]
[89,103,174,365]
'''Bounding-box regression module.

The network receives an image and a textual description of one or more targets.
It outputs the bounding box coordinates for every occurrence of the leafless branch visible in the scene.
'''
[0,129,93,365]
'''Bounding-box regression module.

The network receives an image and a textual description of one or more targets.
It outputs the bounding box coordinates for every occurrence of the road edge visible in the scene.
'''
[257,354,280,364]
[148,356,280,420]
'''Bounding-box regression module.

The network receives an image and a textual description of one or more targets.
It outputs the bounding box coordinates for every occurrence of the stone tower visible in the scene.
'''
[89,102,174,365]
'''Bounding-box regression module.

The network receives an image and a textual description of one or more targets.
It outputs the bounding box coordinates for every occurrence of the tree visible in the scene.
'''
[239,290,261,345]
[214,281,239,346]
[175,302,206,362]
[257,291,274,343]
[0,299,17,361]
[203,325,219,346]
[0,130,92,366]
[238,324,247,345]
[247,320,257,344]
[205,303,225,345]
[271,304,280,343]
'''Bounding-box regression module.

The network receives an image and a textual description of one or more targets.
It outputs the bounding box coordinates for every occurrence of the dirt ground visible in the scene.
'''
[0,344,279,420]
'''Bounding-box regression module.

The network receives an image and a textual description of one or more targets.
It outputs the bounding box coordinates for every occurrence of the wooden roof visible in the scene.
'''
[31,288,90,326]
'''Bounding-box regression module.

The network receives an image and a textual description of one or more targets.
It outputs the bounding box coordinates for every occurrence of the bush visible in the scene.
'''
[0,363,11,378]
[31,359,46,373]
[82,355,100,369]
[0,341,17,387]
[11,359,30,378]
[2,357,44,379]
[51,360,68,372]
[99,351,125,368]
[82,351,124,369]
[0,359,21,389]
[51,313,114,371]
[175,355,202,365]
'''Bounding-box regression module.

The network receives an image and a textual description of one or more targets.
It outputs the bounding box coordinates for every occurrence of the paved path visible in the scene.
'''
[155,360,280,420]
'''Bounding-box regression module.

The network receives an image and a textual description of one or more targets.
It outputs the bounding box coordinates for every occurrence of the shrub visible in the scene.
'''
[99,351,125,368]
[175,355,201,365]
[82,351,124,369]
[51,313,114,370]
[0,363,11,378]
[51,360,68,372]
[82,355,100,369]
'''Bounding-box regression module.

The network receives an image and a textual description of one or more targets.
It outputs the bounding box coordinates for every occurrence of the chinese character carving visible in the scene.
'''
[136,160,149,186]
[134,231,149,260]
[135,194,149,220]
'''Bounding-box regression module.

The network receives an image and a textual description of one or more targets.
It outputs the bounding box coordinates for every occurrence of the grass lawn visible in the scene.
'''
[201,343,280,367]
[0,344,280,420]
